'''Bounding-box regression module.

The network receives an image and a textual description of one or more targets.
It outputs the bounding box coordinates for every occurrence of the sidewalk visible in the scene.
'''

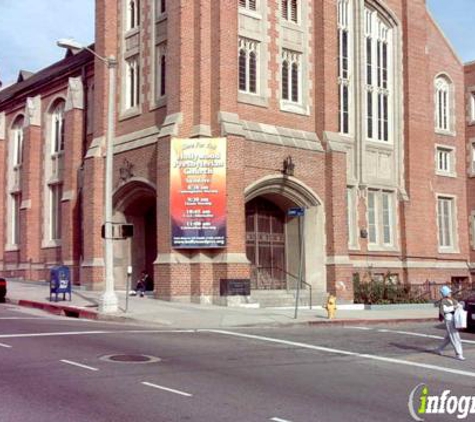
[4,279,439,329]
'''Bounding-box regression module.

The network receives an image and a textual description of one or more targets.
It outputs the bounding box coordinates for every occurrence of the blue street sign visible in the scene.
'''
[288,207,305,217]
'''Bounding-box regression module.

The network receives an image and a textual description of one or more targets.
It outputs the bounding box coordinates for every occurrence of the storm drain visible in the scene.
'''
[100,354,161,364]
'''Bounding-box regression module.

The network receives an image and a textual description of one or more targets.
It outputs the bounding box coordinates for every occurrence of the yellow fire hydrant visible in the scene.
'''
[325,294,337,319]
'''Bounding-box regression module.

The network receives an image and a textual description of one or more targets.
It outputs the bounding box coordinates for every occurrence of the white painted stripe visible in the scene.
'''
[0,329,196,339]
[0,317,51,320]
[0,342,12,348]
[142,382,193,397]
[60,359,99,371]
[383,328,475,345]
[344,326,372,331]
[204,329,475,379]
[270,417,293,422]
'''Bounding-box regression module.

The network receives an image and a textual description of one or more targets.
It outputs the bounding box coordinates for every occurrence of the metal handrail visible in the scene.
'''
[253,266,312,309]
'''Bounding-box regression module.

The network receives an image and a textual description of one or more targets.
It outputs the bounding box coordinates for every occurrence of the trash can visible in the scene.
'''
[50,266,71,302]
[0,278,6,303]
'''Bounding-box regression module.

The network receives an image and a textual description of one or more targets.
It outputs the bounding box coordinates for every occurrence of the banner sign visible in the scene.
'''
[170,137,227,248]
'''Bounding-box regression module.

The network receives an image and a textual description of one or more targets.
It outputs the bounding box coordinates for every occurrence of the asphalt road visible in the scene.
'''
[1,304,474,422]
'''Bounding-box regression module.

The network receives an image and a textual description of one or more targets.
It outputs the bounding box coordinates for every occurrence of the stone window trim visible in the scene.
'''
[120,55,141,117]
[470,211,475,251]
[434,73,456,137]
[155,0,167,20]
[364,6,392,144]
[7,192,22,249]
[347,186,360,250]
[276,0,311,115]
[47,182,63,243]
[239,37,260,95]
[337,0,352,136]
[43,99,66,245]
[469,138,475,178]
[281,50,299,101]
[436,193,459,254]
[434,144,456,178]
[153,43,167,104]
[366,188,399,252]
[468,88,475,126]
[239,0,260,15]
[125,0,140,32]
[49,101,66,155]
[281,0,299,25]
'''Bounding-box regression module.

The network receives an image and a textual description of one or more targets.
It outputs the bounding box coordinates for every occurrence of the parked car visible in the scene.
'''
[461,297,475,331]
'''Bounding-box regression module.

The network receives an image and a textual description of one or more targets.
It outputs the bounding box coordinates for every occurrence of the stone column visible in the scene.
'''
[62,77,85,284]
[21,96,43,280]
[325,147,353,301]
[80,0,118,289]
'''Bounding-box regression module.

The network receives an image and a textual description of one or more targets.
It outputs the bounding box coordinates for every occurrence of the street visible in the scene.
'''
[1,304,474,421]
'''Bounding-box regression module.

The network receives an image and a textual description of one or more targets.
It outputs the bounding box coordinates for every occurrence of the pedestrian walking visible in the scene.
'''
[435,285,465,361]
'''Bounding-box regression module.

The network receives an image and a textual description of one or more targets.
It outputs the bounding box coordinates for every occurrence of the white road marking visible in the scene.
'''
[270,417,293,422]
[0,317,51,320]
[142,382,193,397]
[0,329,196,339]
[347,326,475,345]
[60,359,99,371]
[343,326,372,330]
[0,342,12,348]
[203,329,475,379]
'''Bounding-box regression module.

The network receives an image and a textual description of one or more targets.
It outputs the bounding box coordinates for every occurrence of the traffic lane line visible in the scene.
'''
[142,381,193,397]
[270,417,293,422]
[60,359,99,371]
[0,329,197,339]
[345,326,475,345]
[0,317,52,320]
[0,342,12,348]
[203,329,475,379]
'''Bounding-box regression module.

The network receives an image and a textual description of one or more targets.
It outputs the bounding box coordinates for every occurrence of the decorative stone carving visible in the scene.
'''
[66,77,84,111]
[25,96,42,127]
[119,158,134,182]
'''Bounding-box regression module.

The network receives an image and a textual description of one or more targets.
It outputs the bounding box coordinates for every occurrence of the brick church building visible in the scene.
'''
[0,0,474,305]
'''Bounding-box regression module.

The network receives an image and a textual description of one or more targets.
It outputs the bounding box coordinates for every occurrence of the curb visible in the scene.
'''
[306,317,439,326]
[10,298,439,328]
[15,299,99,320]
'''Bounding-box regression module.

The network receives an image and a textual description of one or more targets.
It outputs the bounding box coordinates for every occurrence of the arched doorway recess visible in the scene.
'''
[245,176,326,296]
[113,179,157,290]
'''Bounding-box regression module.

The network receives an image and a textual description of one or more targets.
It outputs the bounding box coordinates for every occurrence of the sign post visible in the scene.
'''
[288,207,305,319]
[125,265,132,313]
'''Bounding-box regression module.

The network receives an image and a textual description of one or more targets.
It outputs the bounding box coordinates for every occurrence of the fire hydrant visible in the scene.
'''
[325,294,337,319]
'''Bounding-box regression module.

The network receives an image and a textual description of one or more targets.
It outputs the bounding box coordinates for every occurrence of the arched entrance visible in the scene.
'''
[113,179,157,290]
[245,176,326,297]
[246,197,286,289]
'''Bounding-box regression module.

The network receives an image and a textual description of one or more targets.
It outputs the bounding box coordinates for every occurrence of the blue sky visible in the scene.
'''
[0,0,95,86]
[0,0,474,86]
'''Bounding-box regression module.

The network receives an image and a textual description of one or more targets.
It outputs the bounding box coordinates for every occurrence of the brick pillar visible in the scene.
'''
[62,77,85,284]
[325,148,353,301]
[20,96,43,280]
[80,152,105,289]
[80,0,119,289]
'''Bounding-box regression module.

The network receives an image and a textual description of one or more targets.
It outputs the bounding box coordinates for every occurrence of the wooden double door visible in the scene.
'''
[246,197,286,289]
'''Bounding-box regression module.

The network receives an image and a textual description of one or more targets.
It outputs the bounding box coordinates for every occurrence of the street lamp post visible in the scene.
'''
[57,39,119,313]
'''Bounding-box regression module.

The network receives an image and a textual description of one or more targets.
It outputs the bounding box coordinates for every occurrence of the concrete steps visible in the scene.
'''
[250,289,312,308]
